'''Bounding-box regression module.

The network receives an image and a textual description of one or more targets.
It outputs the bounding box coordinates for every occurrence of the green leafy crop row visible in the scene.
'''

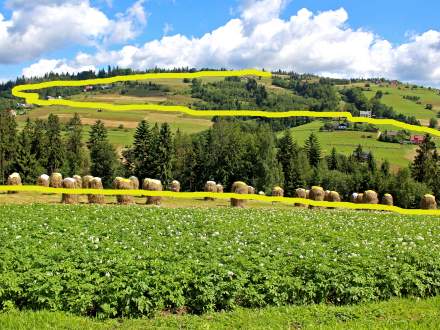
[0,205,439,318]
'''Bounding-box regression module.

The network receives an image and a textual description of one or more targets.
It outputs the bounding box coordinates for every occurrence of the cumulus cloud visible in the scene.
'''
[22,59,96,77]
[0,0,147,64]
[19,0,440,85]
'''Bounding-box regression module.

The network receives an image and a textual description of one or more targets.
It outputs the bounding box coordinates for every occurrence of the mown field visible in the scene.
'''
[1,204,439,322]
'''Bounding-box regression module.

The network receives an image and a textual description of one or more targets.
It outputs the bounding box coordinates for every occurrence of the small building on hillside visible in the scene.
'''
[410,135,425,145]
[359,110,372,118]
[83,85,94,92]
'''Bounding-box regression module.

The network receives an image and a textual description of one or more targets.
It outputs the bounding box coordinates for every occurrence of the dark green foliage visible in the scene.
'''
[65,113,87,175]
[0,109,17,184]
[88,121,118,187]
[304,133,321,167]
[12,119,42,183]
[46,114,65,174]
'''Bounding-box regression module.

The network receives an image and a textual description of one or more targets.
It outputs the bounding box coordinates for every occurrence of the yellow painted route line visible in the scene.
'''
[1,185,439,216]
[11,69,440,137]
[7,69,440,216]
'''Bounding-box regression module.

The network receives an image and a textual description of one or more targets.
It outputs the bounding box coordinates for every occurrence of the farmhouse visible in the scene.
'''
[359,110,372,118]
[410,135,425,145]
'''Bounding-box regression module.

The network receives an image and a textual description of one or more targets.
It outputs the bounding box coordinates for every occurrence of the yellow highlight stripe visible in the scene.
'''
[11,69,440,137]
[1,185,439,216]
[8,69,440,216]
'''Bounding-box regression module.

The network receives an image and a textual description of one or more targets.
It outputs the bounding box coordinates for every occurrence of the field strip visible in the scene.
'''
[1,185,439,215]
[11,69,440,137]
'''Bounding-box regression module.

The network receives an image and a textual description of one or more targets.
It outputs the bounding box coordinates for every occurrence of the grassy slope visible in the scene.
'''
[359,84,440,123]
[1,296,439,329]
[287,121,416,169]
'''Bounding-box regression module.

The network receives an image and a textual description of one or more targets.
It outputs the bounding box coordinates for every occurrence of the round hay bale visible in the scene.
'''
[204,180,217,201]
[231,181,248,208]
[82,175,94,188]
[129,176,139,190]
[355,193,364,204]
[420,194,437,210]
[258,191,265,195]
[216,184,224,193]
[324,190,330,201]
[88,177,105,204]
[7,172,22,194]
[272,186,284,197]
[327,191,341,202]
[171,180,181,192]
[381,193,393,206]
[362,190,379,204]
[115,178,134,205]
[50,172,63,188]
[61,177,78,204]
[144,179,163,205]
[248,186,255,194]
[73,175,82,189]
[309,186,325,209]
[305,189,310,199]
[37,174,50,187]
[294,188,307,207]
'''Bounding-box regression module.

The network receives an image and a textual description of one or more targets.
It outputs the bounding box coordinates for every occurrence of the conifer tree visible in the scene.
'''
[46,114,65,174]
[0,109,17,183]
[411,134,438,183]
[31,119,48,170]
[13,119,41,183]
[89,120,118,187]
[304,132,321,167]
[328,147,339,170]
[66,113,86,175]
[131,120,152,179]
[156,123,174,185]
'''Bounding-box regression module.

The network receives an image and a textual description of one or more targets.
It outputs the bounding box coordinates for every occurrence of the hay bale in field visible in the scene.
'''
[362,190,379,204]
[144,179,163,205]
[420,194,437,210]
[204,180,217,201]
[7,172,21,194]
[216,184,224,193]
[258,191,265,195]
[248,186,255,194]
[355,193,364,204]
[231,181,248,208]
[37,174,50,187]
[129,176,139,190]
[88,177,105,204]
[294,188,307,207]
[309,186,325,209]
[171,180,181,192]
[272,186,284,197]
[381,194,393,206]
[324,190,330,201]
[73,175,82,189]
[50,172,63,188]
[82,175,94,188]
[61,177,78,204]
[305,189,310,199]
[327,191,341,202]
[114,177,134,205]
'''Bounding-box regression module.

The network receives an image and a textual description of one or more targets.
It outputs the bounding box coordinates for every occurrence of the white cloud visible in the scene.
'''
[0,0,147,64]
[163,23,173,36]
[21,59,96,77]
[19,0,440,85]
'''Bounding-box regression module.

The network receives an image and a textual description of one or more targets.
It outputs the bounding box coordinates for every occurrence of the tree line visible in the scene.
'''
[1,110,438,208]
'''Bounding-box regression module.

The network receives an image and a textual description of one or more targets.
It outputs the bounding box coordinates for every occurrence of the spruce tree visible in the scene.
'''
[277,130,298,196]
[367,152,376,173]
[411,134,438,183]
[66,113,86,175]
[88,121,118,187]
[13,119,42,183]
[31,119,48,170]
[304,132,321,167]
[328,147,338,170]
[131,120,152,179]
[156,123,174,185]
[46,114,65,174]
[0,109,17,183]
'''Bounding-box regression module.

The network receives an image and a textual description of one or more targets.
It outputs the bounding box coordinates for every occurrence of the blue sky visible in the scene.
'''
[1,0,440,85]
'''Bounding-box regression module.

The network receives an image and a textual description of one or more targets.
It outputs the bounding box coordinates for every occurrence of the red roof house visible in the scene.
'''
[410,135,425,144]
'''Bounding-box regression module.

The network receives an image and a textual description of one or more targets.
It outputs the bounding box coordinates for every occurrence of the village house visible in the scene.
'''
[359,110,372,118]
[410,135,425,145]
